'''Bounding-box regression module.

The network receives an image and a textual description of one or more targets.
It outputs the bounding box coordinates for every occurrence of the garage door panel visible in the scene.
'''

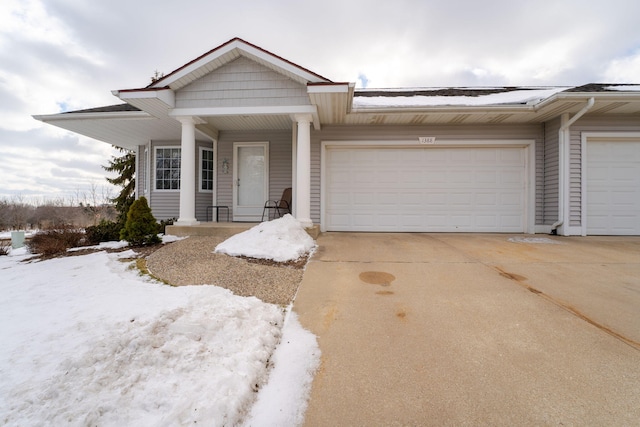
[586,140,640,235]
[326,146,527,232]
[611,167,639,183]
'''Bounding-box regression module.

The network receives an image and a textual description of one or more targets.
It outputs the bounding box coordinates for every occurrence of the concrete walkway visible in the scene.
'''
[293,233,640,426]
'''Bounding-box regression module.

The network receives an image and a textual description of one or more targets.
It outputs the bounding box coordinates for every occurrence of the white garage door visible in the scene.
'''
[586,140,640,235]
[325,146,527,232]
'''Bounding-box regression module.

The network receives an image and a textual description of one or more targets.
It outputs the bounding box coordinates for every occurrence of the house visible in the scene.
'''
[34,38,640,236]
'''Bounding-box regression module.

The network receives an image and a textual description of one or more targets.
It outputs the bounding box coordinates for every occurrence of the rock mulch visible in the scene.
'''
[146,236,306,306]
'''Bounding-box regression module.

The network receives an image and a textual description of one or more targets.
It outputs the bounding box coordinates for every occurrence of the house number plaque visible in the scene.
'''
[418,136,436,144]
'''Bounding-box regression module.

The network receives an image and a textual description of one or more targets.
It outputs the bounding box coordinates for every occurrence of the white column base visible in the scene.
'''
[174,219,200,226]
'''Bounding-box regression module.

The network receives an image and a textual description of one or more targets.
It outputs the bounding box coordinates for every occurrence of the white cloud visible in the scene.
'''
[603,49,640,82]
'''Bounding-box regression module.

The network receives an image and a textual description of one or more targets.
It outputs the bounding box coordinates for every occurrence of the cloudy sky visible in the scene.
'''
[1,0,639,203]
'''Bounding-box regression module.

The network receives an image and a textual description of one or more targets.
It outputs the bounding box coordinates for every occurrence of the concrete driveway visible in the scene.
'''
[293,233,640,426]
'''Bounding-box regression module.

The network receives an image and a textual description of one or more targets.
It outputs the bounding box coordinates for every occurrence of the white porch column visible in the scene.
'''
[294,114,312,228]
[176,117,199,225]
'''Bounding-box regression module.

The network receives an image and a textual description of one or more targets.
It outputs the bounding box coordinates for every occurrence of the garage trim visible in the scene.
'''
[320,139,536,233]
[580,132,640,236]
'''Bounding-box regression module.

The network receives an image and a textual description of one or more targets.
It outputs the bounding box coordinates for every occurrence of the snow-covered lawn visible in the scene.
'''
[0,217,319,426]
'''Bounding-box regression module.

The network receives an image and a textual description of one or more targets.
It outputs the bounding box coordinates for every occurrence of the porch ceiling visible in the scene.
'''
[204,114,293,131]
[33,111,183,150]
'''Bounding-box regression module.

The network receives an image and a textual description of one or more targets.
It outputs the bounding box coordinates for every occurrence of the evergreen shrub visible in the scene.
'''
[85,220,122,245]
[120,197,160,246]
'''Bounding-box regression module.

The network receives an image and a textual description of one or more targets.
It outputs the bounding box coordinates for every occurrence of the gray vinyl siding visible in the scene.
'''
[310,124,544,225]
[567,115,640,227]
[175,56,310,109]
[148,140,214,222]
[543,118,560,225]
[216,130,293,220]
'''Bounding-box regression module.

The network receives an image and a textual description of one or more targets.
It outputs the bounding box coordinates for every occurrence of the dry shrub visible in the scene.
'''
[27,225,85,256]
[0,242,10,256]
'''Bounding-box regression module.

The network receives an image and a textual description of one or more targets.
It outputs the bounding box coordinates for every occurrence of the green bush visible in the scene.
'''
[85,220,122,245]
[27,225,85,256]
[120,197,160,246]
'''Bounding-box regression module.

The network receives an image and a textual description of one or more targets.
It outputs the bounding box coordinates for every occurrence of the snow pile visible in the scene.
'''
[508,236,562,244]
[0,245,319,426]
[215,214,316,262]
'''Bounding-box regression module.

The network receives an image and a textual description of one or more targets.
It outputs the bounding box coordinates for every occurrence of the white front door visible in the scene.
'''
[233,142,269,221]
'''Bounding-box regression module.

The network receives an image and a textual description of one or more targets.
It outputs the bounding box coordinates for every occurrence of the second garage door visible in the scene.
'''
[325,145,527,232]
[586,139,640,235]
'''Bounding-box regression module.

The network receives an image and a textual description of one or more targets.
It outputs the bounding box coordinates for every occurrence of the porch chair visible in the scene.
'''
[261,187,292,221]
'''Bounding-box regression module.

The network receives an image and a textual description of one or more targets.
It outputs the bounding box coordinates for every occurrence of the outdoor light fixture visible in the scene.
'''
[222,158,229,174]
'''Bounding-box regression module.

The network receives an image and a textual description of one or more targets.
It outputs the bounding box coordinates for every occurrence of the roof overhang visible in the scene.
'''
[33,109,210,150]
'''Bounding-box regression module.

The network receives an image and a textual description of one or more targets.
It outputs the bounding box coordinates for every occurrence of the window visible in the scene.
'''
[201,148,214,191]
[155,147,181,190]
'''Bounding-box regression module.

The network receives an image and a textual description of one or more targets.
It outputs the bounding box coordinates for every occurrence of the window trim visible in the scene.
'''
[199,146,215,193]
[154,145,181,192]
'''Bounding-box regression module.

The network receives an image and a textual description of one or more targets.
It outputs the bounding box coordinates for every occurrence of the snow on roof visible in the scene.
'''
[353,87,570,108]
[604,85,640,92]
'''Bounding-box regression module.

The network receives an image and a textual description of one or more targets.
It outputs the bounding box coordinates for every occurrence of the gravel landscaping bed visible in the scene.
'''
[146,236,306,306]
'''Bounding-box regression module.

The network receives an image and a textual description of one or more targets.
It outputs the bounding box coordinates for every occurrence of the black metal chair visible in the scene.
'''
[261,187,292,221]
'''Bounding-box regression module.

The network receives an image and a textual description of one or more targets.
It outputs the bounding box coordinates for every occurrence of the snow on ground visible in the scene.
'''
[244,311,320,426]
[0,230,38,240]
[214,215,316,262]
[0,220,319,426]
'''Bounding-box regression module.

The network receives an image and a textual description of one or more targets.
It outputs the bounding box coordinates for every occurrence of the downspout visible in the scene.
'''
[550,97,595,234]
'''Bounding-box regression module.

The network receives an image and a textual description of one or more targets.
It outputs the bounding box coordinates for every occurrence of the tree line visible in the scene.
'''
[0,147,135,231]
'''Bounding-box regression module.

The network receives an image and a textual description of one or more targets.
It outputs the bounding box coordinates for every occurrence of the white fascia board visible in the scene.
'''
[169,105,318,117]
[535,91,640,110]
[350,104,533,114]
[240,45,328,83]
[151,42,239,88]
[33,110,152,121]
[307,84,350,94]
[115,88,175,107]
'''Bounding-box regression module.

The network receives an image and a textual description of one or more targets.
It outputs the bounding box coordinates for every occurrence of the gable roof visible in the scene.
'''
[144,37,332,91]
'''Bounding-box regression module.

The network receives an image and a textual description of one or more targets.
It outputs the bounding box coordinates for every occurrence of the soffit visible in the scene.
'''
[340,98,640,126]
